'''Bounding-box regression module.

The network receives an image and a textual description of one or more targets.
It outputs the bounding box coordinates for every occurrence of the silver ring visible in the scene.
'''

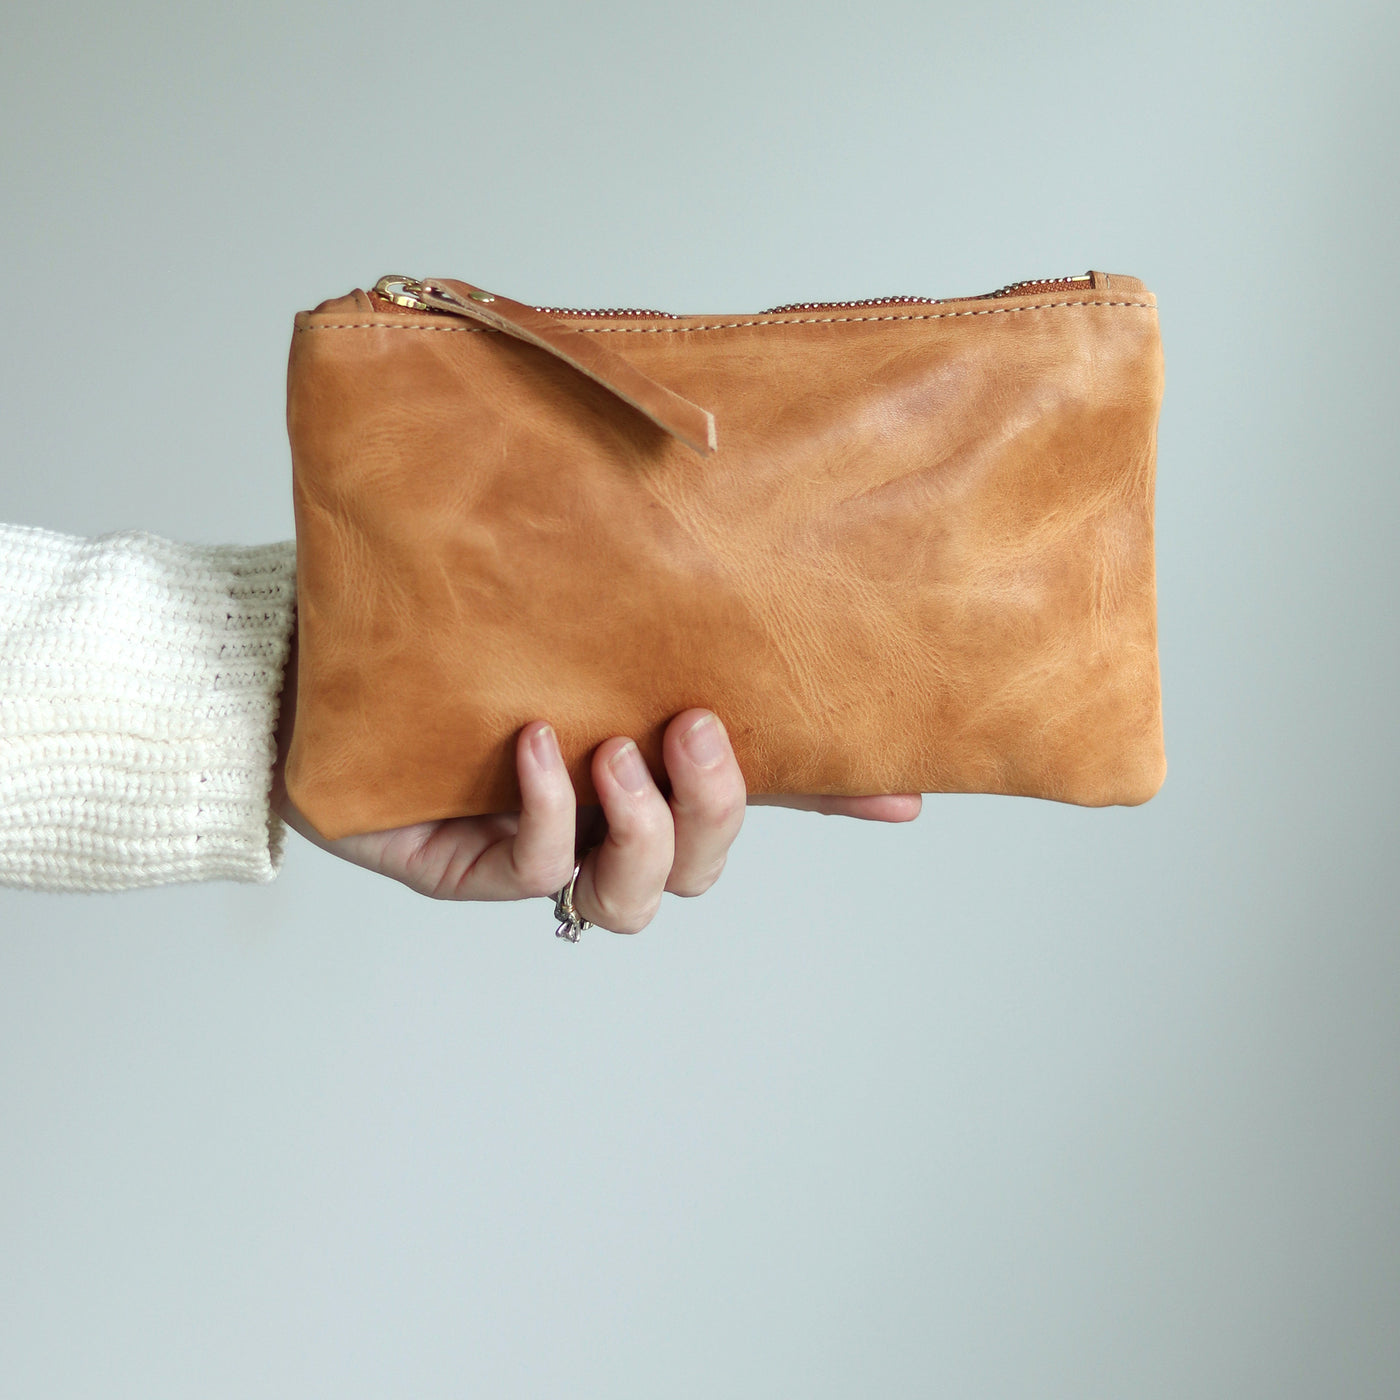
[553,861,593,942]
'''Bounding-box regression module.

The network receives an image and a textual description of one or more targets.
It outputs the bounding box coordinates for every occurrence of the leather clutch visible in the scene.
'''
[283,269,1166,841]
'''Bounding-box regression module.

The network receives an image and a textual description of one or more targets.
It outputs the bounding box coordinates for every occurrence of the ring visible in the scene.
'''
[553,861,593,942]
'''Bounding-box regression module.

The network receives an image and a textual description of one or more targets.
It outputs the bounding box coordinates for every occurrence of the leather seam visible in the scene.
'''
[295,298,1157,335]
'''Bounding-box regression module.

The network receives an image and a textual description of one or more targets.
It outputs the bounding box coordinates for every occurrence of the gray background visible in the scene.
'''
[1,1,1396,1395]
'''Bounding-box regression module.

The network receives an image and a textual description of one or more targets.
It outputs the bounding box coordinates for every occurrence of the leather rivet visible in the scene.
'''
[469,290,496,303]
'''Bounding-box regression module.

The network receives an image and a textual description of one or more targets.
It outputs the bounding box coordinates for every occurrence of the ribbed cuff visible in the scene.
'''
[0,523,297,892]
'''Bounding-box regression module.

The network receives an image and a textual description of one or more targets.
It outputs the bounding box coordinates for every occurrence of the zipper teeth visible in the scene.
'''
[368,273,1094,320]
[533,305,682,319]
[988,274,1094,298]
[368,290,681,319]
[763,274,1093,315]
[762,294,947,314]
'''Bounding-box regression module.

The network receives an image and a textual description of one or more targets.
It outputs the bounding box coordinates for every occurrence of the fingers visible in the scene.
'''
[660,710,746,896]
[748,792,923,821]
[407,722,577,900]
[570,710,746,929]
[572,736,675,934]
[501,722,580,894]
[305,710,918,916]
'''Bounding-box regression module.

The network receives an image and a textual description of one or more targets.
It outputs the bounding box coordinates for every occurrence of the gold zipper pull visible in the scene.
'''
[373,274,503,312]
[372,274,430,309]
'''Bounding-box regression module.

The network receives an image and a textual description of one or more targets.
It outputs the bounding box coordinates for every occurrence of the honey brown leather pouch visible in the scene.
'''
[284,269,1165,841]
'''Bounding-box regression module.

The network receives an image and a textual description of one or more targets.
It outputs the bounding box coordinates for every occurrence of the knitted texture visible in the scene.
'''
[0,523,297,891]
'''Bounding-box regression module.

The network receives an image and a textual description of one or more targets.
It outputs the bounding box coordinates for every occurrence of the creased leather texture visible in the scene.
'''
[284,273,1166,841]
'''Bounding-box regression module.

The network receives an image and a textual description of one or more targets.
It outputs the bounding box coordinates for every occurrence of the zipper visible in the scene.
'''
[374,276,684,319]
[984,274,1095,298]
[350,271,1106,458]
[369,272,1096,320]
[764,275,1093,314]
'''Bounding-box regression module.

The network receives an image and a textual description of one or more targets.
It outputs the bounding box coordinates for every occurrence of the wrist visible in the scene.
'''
[271,613,298,820]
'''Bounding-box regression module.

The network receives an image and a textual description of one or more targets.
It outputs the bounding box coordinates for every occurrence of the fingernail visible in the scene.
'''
[530,724,561,771]
[609,740,650,794]
[681,713,726,768]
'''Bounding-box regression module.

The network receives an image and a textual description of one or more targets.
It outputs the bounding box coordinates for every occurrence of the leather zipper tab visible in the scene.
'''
[378,275,717,456]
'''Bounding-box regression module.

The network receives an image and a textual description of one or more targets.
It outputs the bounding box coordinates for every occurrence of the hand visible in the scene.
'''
[269,633,921,933]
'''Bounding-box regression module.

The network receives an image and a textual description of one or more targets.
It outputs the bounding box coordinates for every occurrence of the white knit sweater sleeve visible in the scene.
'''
[0,522,297,892]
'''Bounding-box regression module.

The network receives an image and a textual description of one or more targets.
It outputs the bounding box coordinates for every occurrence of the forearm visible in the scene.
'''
[0,522,297,892]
